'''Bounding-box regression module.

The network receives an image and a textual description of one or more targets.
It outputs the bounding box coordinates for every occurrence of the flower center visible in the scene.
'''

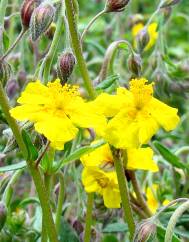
[130,78,153,109]
[97,177,109,188]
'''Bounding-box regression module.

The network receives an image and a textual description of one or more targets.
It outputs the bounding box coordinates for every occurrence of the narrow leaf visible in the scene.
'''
[0,161,26,172]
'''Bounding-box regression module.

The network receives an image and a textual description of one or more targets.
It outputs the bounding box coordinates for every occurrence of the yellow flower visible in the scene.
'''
[132,22,158,50]
[81,142,158,172]
[10,80,106,150]
[146,185,159,213]
[146,185,170,213]
[82,166,121,208]
[93,78,180,149]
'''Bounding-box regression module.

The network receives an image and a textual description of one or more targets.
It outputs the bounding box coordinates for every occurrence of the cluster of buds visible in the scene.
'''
[105,0,130,12]
[128,53,142,77]
[0,60,11,87]
[21,0,41,29]
[30,3,55,41]
[57,52,76,85]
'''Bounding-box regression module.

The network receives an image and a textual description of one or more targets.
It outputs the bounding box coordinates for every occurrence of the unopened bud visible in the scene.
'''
[45,22,56,40]
[128,53,142,76]
[57,52,76,85]
[105,0,130,12]
[134,219,156,242]
[21,0,41,29]
[136,27,150,53]
[30,3,55,41]
[0,60,11,87]
[161,7,172,23]
[0,202,7,231]
[161,0,181,8]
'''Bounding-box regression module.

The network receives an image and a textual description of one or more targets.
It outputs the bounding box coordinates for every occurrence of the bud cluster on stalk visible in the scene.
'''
[57,52,76,85]
[105,0,130,12]
[21,0,42,29]
[30,3,55,41]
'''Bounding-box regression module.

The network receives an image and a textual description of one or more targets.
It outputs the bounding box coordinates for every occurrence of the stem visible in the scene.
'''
[0,82,58,242]
[113,150,135,240]
[97,40,135,82]
[39,4,63,84]
[0,82,28,158]
[81,10,106,43]
[83,193,94,242]
[1,28,27,60]
[55,172,65,233]
[64,0,96,99]
[165,200,189,242]
[129,171,153,217]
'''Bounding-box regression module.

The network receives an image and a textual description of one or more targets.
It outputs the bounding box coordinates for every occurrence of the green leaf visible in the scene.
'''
[18,197,40,208]
[55,140,106,171]
[102,235,118,242]
[21,129,38,161]
[153,141,189,171]
[59,218,80,242]
[157,225,181,242]
[2,30,9,52]
[103,223,128,233]
[0,161,26,172]
[96,75,119,90]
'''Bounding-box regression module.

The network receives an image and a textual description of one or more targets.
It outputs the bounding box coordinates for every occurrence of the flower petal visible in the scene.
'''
[103,187,121,208]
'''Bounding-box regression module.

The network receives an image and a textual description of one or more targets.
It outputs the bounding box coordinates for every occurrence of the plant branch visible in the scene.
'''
[83,193,94,242]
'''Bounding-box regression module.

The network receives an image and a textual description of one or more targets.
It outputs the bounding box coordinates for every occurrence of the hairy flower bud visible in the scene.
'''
[30,3,55,41]
[105,0,130,12]
[21,0,41,29]
[128,53,142,76]
[57,52,76,85]
[0,60,11,87]
[0,202,7,231]
[136,27,150,53]
[134,219,156,242]
[161,0,181,8]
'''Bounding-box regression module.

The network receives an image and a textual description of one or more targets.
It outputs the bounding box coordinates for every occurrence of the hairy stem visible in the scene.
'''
[64,0,96,99]
[84,193,94,242]
[0,82,58,242]
[81,10,106,43]
[129,171,153,217]
[55,172,65,233]
[113,150,135,240]
[165,200,189,242]
[1,28,27,60]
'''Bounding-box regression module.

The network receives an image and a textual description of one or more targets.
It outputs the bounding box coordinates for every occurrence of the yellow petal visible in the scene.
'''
[146,185,159,213]
[127,148,158,172]
[17,81,50,105]
[34,116,78,150]
[103,187,121,208]
[81,142,113,167]
[150,98,180,131]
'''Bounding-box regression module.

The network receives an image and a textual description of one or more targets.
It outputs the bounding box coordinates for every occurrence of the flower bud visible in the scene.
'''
[134,219,156,242]
[161,0,181,8]
[6,79,19,99]
[0,202,7,231]
[136,27,150,53]
[57,52,76,85]
[21,0,41,29]
[128,53,142,76]
[105,0,130,12]
[0,60,11,87]
[45,22,56,40]
[30,3,55,41]
[161,7,172,23]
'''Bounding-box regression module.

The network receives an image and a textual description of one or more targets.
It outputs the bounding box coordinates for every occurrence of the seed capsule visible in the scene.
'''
[57,52,76,85]
[21,0,41,29]
[105,0,130,12]
[0,60,11,87]
[30,3,55,41]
